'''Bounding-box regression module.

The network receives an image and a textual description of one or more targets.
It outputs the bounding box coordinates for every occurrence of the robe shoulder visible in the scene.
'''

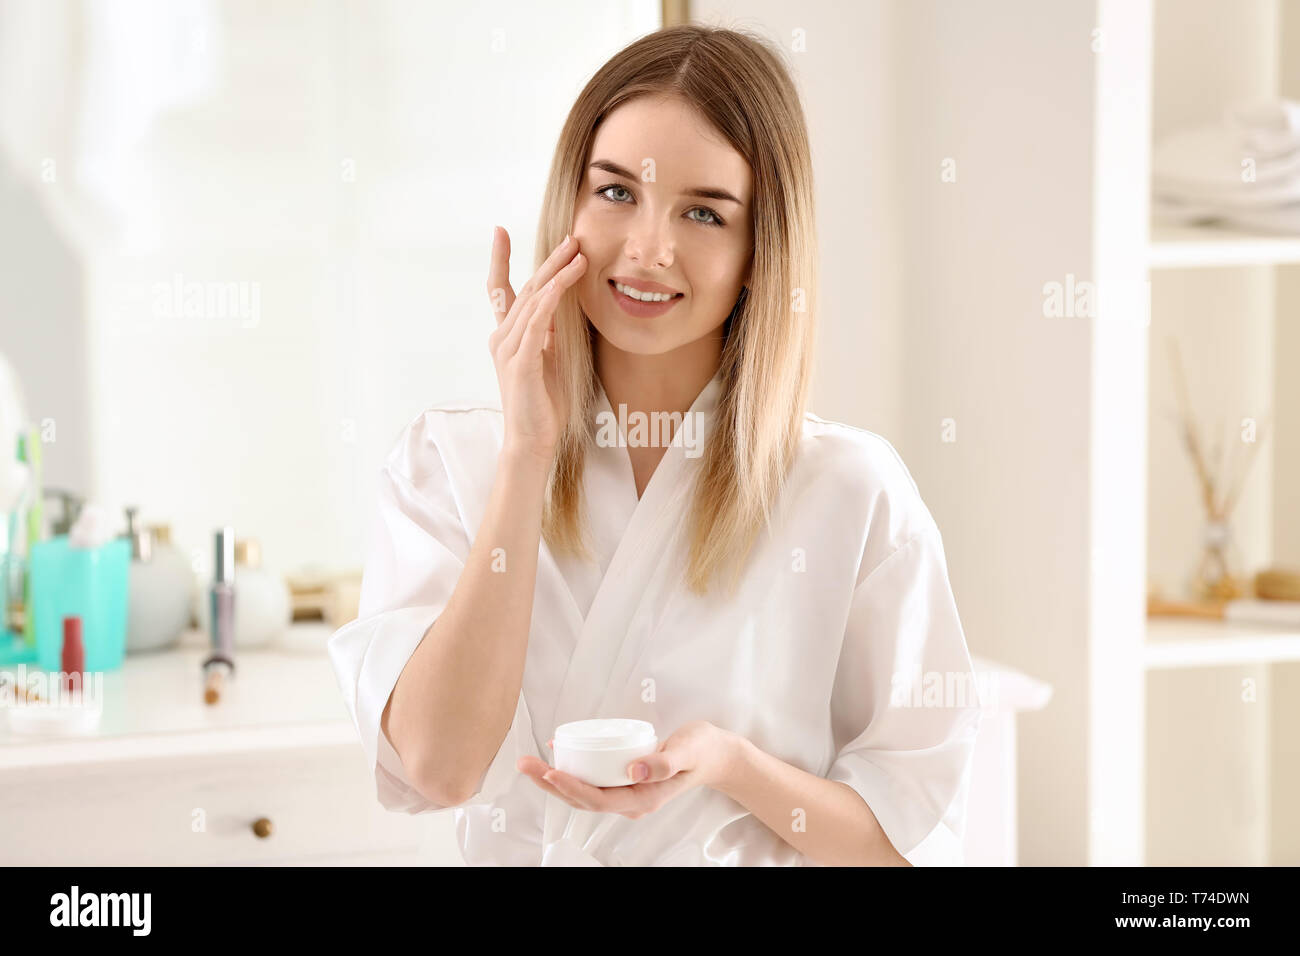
[380,401,940,588]
[381,400,504,488]
[798,413,942,584]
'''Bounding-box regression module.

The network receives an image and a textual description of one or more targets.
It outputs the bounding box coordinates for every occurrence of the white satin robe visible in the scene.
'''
[328,372,983,866]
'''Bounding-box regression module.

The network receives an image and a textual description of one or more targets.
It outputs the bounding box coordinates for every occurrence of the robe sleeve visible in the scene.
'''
[327,420,536,814]
[825,525,984,866]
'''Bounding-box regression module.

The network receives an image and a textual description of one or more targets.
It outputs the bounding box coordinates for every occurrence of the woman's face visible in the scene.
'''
[571,94,754,357]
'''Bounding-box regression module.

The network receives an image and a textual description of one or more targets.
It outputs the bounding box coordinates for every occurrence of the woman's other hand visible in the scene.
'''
[517,721,740,819]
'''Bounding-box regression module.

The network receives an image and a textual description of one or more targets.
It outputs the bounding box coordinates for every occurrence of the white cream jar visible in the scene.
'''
[552,718,658,787]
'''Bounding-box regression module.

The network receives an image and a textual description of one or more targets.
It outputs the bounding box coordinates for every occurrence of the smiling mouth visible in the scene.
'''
[607,279,684,302]
[607,279,684,317]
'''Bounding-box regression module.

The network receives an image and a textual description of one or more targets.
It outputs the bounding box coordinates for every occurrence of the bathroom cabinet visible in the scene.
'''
[0,626,463,866]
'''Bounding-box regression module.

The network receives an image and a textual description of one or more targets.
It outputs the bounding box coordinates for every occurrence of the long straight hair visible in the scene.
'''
[536,24,818,596]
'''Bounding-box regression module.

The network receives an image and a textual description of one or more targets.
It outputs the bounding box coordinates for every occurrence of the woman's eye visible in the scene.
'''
[594,184,724,228]
[687,207,724,227]
[597,184,632,203]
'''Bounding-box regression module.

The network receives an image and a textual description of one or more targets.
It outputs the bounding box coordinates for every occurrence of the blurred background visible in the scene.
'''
[1,0,1298,866]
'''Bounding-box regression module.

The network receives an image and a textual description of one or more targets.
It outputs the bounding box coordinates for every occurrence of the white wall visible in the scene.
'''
[692,0,1104,864]
[0,0,660,578]
[693,1,903,443]
[894,0,1104,867]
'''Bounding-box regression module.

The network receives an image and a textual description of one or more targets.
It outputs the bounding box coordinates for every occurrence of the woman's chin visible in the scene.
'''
[588,313,682,357]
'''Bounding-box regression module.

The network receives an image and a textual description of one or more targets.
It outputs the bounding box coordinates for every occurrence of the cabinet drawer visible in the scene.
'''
[0,744,431,865]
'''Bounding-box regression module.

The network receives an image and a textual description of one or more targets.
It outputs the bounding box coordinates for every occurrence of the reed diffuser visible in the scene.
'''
[1166,337,1272,601]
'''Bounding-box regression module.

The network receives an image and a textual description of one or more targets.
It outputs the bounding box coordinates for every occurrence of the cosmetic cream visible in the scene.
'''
[552,718,658,787]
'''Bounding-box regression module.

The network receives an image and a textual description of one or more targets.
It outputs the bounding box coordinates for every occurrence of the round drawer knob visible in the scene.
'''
[252,817,274,839]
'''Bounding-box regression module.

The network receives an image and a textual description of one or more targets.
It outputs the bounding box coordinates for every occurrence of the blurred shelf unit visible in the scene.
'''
[1133,0,1300,867]
[1145,618,1300,669]
[1148,222,1300,269]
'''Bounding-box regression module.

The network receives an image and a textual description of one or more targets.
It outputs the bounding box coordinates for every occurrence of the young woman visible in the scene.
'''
[329,24,983,866]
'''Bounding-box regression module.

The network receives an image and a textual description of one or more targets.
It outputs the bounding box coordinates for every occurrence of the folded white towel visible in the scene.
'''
[1153,171,1300,207]
[1152,99,1300,234]
[1154,124,1300,196]
[1153,194,1300,235]
[1225,99,1300,160]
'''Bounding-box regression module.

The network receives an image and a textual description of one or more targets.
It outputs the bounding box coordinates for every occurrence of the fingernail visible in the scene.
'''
[628,762,647,782]
[563,233,571,245]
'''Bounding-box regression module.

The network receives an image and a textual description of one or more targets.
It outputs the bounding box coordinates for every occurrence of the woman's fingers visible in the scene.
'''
[495,233,580,340]
[539,771,601,811]
[507,251,586,359]
[513,251,586,358]
[486,227,514,326]
[500,275,559,359]
[518,757,594,809]
[527,233,579,297]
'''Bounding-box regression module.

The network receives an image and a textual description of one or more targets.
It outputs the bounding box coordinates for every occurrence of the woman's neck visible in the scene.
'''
[594,334,723,422]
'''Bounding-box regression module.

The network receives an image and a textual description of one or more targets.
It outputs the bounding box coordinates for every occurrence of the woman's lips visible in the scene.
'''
[608,279,684,318]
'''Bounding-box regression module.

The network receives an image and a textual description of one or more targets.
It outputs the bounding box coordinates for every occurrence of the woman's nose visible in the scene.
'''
[625,217,674,268]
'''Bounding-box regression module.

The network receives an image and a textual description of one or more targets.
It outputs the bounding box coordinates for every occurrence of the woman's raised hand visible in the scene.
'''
[486,227,587,464]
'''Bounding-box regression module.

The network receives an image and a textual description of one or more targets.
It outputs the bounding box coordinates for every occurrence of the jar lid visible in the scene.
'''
[554,718,656,751]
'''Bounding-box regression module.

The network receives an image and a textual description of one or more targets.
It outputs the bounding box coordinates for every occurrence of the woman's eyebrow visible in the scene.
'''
[588,159,744,206]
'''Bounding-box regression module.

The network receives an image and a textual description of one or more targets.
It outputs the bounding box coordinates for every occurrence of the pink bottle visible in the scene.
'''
[61,615,84,693]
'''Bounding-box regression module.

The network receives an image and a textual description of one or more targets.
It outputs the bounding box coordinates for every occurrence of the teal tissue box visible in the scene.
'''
[30,535,130,673]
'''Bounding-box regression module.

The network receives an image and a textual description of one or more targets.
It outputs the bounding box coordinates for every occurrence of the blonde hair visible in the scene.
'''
[536,24,818,596]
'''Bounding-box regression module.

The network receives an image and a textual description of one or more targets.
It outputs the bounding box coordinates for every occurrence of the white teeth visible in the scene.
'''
[614,282,678,302]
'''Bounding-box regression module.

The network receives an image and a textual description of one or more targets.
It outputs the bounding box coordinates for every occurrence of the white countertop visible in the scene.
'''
[0,623,356,769]
[0,630,1050,771]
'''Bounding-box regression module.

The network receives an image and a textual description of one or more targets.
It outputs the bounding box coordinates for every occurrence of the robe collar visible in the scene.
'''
[537,368,726,865]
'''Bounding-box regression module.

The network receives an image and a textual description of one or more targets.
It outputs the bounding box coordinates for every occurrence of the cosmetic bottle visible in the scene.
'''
[61,615,84,693]
[201,527,236,704]
[123,509,193,653]
[196,537,289,648]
